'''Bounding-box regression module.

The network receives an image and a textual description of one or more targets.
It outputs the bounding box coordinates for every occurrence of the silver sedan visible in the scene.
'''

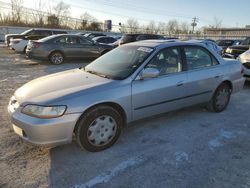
[8,40,245,152]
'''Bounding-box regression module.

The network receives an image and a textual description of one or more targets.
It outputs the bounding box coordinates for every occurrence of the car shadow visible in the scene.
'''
[47,105,211,187]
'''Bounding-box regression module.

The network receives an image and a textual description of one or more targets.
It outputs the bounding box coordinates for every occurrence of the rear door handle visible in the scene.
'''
[214,74,223,78]
[176,81,184,87]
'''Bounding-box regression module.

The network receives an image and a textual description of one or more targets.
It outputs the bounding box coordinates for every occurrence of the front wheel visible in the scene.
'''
[49,51,64,65]
[207,83,231,112]
[75,105,122,152]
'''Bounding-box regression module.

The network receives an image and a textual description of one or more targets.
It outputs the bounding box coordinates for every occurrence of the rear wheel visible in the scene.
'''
[23,46,27,53]
[207,83,231,112]
[75,105,122,152]
[49,51,64,65]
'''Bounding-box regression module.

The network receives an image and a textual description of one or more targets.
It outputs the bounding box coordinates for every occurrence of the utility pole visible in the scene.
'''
[191,17,198,34]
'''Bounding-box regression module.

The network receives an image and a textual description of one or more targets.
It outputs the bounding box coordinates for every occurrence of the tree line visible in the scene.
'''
[0,0,223,34]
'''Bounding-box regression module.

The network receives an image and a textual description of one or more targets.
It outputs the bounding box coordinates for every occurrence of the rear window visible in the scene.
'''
[121,35,138,42]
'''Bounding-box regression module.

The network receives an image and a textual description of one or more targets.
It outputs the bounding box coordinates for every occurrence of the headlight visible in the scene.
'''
[225,48,231,53]
[21,105,67,118]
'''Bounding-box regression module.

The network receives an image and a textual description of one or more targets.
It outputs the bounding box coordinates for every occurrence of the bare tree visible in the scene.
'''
[211,17,223,28]
[78,13,102,30]
[53,1,70,18]
[11,0,23,24]
[147,20,156,34]
[51,1,70,27]
[34,0,46,26]
[126,18,139,33]
[179,22,190,34]
[157,22,166,34]
[166,19,179,36]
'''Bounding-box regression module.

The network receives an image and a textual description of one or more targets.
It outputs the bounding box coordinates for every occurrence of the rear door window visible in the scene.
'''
[184,46,218,70]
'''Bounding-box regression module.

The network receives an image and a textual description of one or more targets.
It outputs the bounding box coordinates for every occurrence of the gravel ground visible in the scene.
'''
[0,44,250,188]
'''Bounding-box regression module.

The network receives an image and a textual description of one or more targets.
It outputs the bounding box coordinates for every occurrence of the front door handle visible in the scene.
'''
[176,81,184,87]
[214,74,223,78]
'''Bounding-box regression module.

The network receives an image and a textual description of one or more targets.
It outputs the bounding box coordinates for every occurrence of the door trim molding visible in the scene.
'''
[134,90,212,110]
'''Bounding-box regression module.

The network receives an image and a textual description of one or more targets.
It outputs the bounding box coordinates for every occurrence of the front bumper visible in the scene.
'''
[243,68,250,81]
[8,104,81,146]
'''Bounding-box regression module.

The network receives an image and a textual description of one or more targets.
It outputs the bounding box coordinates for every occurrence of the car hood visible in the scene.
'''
[14,68,113,105]
[239,50,250,61]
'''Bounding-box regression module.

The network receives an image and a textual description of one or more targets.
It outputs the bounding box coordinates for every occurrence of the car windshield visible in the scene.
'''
[241,38,250,45]
[38,35,58,42]
[20,29,33,35]
[84,45,154,80]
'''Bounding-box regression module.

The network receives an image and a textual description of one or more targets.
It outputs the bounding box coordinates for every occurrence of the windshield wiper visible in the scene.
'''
[85,69,112,79]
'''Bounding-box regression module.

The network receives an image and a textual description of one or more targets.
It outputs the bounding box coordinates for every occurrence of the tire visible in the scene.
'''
[23,46,27,53]
[75,105,122,152]
[207,83,231,112]
[49,51,64,65]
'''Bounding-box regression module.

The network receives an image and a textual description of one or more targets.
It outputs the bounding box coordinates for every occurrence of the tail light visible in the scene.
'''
[241,66,244,74]
[33,42,40,48]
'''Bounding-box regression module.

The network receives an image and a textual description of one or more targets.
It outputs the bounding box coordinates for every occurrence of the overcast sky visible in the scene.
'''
[2,0,250,28]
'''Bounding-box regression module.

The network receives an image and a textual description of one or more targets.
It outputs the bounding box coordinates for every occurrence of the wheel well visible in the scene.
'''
[74,102,127,132]
[49,50,65,59]
[221,80,233,91]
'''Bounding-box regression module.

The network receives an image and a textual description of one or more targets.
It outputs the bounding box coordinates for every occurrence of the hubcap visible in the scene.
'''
[87,115,117,146]
[51,53,63,64]
[215,89,229,110]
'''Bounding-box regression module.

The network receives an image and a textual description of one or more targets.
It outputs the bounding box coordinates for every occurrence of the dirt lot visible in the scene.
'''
[0,44,250,188]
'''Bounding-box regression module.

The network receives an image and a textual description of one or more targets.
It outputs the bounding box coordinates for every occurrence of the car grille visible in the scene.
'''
[243,63,250,69]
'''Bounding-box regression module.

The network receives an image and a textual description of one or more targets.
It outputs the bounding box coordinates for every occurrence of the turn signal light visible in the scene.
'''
[241,66,244,74]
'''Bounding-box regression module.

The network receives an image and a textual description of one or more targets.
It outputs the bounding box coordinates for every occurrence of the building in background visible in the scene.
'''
[204,25,250,37]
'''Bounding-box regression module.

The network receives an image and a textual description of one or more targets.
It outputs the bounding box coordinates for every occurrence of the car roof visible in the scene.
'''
[125,39,206,49]
[92,36,114,40]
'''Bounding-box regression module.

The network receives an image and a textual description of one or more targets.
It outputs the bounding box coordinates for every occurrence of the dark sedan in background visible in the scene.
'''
[26,34,114,64]
[92,36,117,44]
[216,39,242,53]
[223,37,250,59]
[5,28,67,46]
[119,34,165,45]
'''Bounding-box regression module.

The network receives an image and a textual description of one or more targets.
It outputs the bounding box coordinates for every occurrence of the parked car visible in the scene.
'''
[189,39,223,55]
[92,36,117,44]
[223,37,250,59]
[26,34,114,64]
[83,33,106,39]
[8,40,245,151]
[238,49,250,80]
[119,34,164,45]
[216,39,242,53]
[5,28,67,47]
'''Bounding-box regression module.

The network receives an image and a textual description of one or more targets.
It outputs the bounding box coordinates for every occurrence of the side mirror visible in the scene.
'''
[140,68,160,79]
